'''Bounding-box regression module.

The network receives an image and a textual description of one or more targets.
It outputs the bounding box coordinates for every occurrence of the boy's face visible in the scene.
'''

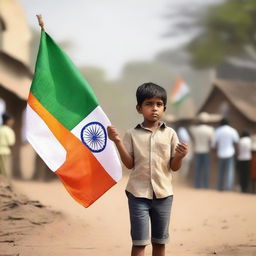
[137,97,165,122]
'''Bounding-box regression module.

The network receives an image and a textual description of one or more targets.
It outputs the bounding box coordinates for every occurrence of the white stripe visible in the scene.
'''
[173,81,190,102]
[71,106,122,182]
[25,105,66,172]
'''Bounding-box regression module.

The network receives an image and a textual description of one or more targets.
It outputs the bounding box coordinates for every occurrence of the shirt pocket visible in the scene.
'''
[156,142,171,160]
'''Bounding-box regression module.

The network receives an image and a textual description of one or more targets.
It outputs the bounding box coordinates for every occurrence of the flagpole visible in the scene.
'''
[36,14,45,31]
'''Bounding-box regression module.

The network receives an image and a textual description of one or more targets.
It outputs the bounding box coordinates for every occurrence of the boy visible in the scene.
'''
[0,113,15,176]
[107,82,188,256]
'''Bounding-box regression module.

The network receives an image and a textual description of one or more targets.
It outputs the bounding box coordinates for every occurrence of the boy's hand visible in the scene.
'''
[174,142,188,159]
[107,126,121,143]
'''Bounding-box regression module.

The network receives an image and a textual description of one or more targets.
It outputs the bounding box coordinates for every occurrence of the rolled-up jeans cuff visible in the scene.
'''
[132,239,151,246]
[151,236,170,245]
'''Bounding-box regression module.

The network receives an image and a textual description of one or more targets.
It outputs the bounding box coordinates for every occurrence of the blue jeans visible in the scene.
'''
[126,191,173,246]
[194,153,210,188]
[217,156,235,191]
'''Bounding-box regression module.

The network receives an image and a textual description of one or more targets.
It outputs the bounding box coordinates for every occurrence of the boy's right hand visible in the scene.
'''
[107,126,121,143]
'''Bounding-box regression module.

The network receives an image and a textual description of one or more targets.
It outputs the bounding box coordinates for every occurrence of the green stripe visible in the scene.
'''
[31,31,99,130]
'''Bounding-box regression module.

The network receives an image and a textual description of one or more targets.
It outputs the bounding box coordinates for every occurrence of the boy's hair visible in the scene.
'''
[2,113,12,125]
[136,82,167,107]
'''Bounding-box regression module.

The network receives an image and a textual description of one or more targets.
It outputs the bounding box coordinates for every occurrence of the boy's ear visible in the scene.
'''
[136,104,142,113]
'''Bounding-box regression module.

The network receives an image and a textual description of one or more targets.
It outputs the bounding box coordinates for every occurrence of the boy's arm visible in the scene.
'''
[170,142,188,172]
[107,126,134,169]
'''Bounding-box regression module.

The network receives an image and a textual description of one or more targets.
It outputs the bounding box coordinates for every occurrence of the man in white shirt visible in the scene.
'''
[237,131,252,193]
[177,126,192,177]
[212,118,239,191]
[190,118,214,188]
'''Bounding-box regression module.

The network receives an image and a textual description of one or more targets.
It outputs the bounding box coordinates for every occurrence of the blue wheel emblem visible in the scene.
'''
[80,122,107,153]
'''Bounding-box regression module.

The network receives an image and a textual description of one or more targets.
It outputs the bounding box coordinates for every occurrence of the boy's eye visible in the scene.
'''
[144,101,164,107]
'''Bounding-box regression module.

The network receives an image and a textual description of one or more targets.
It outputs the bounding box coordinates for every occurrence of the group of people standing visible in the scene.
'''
[178,115,256,193]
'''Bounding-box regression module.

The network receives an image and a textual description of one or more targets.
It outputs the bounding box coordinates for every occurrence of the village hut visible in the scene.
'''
[0,0,54,180]
[162,57,256,189]
[198,60,256,133]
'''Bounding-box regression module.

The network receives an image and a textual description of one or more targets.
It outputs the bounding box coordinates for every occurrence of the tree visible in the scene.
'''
[165,0,256,68]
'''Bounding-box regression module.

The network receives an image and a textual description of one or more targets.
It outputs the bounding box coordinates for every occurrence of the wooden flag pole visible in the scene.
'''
[36,14,45,31]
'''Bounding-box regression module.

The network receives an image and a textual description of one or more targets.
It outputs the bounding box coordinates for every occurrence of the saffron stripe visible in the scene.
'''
[172,78,182,96]
[28,92,116,207]
[25,105,66,171]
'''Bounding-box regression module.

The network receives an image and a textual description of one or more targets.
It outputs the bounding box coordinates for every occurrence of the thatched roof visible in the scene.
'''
[198,79,256,122]
[0,51,32,100]
[216,59,256,83]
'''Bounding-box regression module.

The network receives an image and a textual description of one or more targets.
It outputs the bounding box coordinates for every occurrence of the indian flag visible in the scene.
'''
[25,31,122,207]
[170,77,190,105]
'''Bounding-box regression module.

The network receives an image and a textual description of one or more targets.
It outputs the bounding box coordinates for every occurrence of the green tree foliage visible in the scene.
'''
[188,0,256,67]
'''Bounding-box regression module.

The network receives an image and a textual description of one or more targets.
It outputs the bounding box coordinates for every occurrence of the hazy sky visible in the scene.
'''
[18,0,222,79]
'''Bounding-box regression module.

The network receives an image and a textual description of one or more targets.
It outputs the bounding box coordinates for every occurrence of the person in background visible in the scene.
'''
[212,118,239,191]
[250,133,256,193]
[190,113,214,189]
[237,130,252,193]
[0,113,15,177]
[177,124,192,179]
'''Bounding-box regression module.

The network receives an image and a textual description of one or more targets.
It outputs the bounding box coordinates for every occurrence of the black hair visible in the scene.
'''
[136,82,167,107]
[2,113,12,125]
[241,130,250,138]
[220,118,229,126]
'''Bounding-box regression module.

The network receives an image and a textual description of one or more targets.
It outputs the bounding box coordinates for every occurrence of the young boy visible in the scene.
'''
[107,82,188,256]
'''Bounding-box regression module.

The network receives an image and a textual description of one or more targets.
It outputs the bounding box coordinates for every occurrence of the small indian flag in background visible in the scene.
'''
[169,77,190,105]
[25,31,122,207]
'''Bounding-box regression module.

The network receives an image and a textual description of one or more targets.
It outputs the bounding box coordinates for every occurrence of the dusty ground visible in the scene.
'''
[1,174,256,256]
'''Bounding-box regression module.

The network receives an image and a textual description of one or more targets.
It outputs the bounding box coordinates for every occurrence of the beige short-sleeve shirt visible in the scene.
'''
[123,122,179,199]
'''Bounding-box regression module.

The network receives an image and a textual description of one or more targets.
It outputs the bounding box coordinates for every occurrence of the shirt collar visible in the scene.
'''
[135,121,167,130]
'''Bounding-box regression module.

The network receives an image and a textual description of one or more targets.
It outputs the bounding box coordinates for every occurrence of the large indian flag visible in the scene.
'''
[25,31,122,207]
[169,77,190,105]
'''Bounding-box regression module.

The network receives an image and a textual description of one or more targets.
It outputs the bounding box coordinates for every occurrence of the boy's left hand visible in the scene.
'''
[174,142,188,159]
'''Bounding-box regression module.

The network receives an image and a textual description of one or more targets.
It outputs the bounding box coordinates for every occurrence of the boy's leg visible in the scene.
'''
[150,195,173,253]
[152,243,165,256]
[131,245,146,256]
[126,192,151,249]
